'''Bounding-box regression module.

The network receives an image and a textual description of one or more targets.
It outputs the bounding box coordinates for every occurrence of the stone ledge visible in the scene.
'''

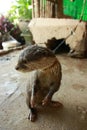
[28,18,87,52]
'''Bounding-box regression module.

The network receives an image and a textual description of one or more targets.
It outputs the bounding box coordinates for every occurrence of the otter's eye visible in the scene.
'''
[23,60,27,64]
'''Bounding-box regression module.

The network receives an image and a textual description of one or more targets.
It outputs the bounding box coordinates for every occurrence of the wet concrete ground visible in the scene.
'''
[0,50,87,130]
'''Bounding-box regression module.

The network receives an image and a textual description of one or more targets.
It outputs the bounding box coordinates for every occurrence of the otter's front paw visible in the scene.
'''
[42,97,50,106]
[28,108,37,122]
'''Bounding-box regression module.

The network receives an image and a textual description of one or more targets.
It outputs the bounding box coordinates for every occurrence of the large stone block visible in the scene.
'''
[28,18,87,57]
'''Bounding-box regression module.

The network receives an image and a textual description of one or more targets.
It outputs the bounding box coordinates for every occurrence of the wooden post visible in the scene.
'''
[43,0,46,17]
[34,0,40,17]
[51,1,55,18]
[46,0,51,17]
[32,0,66,18]
[32,0,35,18]
[40,0,43,17]
[57,0,64,18]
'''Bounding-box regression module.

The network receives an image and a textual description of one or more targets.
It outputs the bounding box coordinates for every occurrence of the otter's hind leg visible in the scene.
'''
[42,88,62,108]
[26,91,37,122]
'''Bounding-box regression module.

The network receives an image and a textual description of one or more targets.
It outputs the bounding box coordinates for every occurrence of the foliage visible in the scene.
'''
[0,15,25,48]
[0,15,14,34]
[8,0,32,22]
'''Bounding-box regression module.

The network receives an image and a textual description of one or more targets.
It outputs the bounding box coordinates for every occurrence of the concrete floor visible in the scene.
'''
[0,50,87,130]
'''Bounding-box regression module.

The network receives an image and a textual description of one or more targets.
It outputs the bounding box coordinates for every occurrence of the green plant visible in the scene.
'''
[8,0,32,22]
[0,15,25,49]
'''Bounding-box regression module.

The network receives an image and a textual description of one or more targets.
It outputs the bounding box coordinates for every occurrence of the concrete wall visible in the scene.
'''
[29,18,86,50]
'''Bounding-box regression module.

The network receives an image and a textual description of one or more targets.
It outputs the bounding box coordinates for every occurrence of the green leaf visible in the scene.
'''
[7,0,32,21]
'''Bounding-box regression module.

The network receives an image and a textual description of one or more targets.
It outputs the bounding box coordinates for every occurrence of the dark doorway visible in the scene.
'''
[46,37,70,54]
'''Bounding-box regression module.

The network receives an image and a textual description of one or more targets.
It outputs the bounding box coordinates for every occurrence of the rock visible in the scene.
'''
[29,18,87,58]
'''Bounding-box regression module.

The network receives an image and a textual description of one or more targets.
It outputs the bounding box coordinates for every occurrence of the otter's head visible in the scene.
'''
[15,45,56,73]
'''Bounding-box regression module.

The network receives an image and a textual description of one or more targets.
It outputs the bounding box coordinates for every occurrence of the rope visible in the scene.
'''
[80,0,86,21]
[53,0,86,54]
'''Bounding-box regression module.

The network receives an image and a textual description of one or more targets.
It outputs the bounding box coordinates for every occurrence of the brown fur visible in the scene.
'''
[15,45,62,122]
